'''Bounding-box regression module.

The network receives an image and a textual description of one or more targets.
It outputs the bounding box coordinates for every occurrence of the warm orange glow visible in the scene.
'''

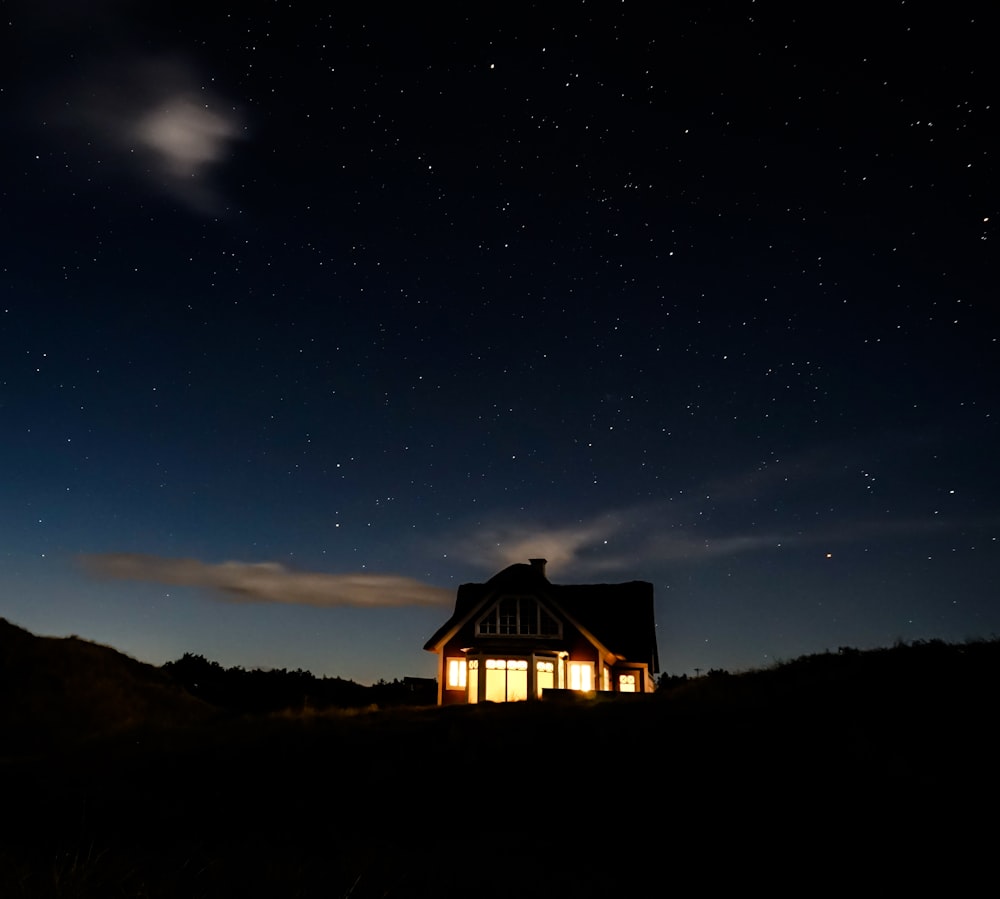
[446,657,467,689]
[485,665,506,701]
[484,658,529,701]
[468,659,479,703]
[618,673,636,692]
[568,661,593,691]
[485,658,528,671]
[508,665,528,701]
[536,660,554,697]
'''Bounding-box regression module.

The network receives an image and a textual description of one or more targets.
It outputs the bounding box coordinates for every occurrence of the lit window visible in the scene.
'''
[536,660,555,697]
[618,673,636,693]
[484,658,529,702]
[468,660,479,703]
[568,661,594,692]
[446,658,467,689]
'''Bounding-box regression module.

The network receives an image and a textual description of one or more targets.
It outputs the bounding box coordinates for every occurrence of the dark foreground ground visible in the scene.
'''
[2,635,998,896]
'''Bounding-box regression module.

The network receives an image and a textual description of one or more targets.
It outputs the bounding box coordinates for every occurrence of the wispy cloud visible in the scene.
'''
[455,518,621,574]
[58,55,243,214]
[80,554,450,608]
[451,509,788,575]
[445,438,973,578]
[134,90,239,180]
[450,505,963,579]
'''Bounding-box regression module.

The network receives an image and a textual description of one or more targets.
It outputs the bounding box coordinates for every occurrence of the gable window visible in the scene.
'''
[446,658,467,690]
[476,596,561,638]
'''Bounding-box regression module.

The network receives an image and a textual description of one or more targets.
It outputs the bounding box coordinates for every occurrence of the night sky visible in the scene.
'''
[3,2,997,684]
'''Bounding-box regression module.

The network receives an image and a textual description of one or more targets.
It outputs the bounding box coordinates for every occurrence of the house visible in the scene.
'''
[423,558,659,704]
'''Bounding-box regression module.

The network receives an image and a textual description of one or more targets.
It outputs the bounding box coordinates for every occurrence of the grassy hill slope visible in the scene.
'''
[1,626,996,896]
[0,618,214,755]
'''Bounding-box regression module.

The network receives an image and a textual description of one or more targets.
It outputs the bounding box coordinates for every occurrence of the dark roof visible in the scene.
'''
[422,563,545,650]
[423,563,659,672]
[550,581,658,672]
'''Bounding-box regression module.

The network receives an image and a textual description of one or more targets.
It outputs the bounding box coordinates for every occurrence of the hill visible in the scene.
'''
[0,618,214,755]
[1,627,996,895]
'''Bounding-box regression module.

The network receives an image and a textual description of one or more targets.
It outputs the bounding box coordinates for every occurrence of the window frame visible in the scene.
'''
[474,595,562,639]
[483,657,530,702]
[568,660,595,692]
[445,657,467,690]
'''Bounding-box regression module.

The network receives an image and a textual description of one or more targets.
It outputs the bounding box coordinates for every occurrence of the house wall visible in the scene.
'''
[564,629,601,665]
[439,638,469,706]
[609,662,654,693]
[438,618,606,704]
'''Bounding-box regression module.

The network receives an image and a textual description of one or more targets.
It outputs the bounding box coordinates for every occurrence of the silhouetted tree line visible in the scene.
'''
[656,667,730,691]
[656,672,690,690]
[161,653,435,714]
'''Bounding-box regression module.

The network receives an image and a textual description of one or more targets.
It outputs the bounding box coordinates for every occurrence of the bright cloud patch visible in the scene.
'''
[60,55,243,214]
[80,554,450,608]
[134,97,238,178]
[454,517,626,575]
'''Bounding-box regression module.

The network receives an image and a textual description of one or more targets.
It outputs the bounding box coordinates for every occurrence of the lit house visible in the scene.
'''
[424,559,659,704]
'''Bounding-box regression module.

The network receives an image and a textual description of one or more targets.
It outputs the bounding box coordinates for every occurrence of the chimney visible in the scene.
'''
[528,558,547,578]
